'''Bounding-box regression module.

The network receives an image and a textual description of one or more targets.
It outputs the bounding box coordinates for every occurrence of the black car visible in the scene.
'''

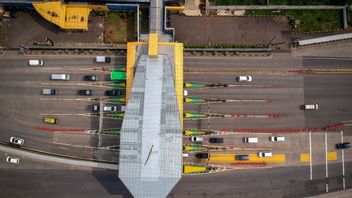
[209,138,224,143]
[195,153,209,159]
[86,104,99,112]
[336,142,351,149]
[83,75,98,81]
[235,155,249,161]
[78,90,92,96]
[105,89,121,96]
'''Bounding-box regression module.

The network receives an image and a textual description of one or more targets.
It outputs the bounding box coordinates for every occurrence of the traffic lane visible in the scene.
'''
[302,57,352,69]
[183,134,274,150]
[0,150,94,170]
[184,99,303,115]
[0,168,130,198]
[51,132,119,149]
[0,98,118,161]
[304,74,352,128]
[0,53,125,67]
[186,86,304,101]
[185,55,352,69]
[172,166,316,198]
[184,114,305,130]
[184,53,303,68]
[184,73,303,88]
[0,117,116,161]
[310,132,326,167]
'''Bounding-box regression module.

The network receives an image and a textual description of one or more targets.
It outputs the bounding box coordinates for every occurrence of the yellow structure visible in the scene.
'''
[165,6,185,11]
[32,1,108,30]
[148,33,159,57]
[209,153,286,163]
[183,164,207,174]
[125,42,184,125]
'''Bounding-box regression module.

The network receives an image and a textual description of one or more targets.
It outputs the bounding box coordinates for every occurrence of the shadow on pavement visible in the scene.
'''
[92,169,132,197]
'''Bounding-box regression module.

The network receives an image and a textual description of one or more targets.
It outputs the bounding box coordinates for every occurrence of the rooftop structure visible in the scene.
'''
[119,48,183,197]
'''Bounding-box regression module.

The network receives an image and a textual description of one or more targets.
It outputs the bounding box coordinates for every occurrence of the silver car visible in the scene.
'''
[6,156,20,164]
[10,137,24,145]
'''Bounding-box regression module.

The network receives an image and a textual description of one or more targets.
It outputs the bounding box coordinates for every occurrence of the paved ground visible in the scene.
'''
[2,12,105,48]
[169,15,292,50]
[0,51,125,162]
[1,49,352,197]
[293,40,352,58]
[1,152,351,198]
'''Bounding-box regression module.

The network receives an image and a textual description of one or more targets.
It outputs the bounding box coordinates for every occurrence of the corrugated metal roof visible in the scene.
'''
[119,54,182,198]
[298,33,352,46]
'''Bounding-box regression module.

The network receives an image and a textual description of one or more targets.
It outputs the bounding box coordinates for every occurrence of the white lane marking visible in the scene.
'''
[309,131,313,180]
[341,131,346,190]
[325,132,329,193]
[53,141,96,149]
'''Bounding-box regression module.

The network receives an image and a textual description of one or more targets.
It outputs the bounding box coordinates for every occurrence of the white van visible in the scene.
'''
[243,137,259,143]
[50,74,70,81]
[28,59,44,66]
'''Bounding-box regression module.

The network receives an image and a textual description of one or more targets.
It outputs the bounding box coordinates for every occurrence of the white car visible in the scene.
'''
[304,104,318,110]
[6,156,20,164]
[10,137,24,145]
[270,136,285,142]
[243,137,258,143]
[237,76,252,82]
[258,151,272,158]
[182,153,189,158]
[103,106,119,112]
[191,136,203,142]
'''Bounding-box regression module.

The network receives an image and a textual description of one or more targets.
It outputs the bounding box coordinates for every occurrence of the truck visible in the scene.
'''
[110,71,126,81]
[96,56,111,63]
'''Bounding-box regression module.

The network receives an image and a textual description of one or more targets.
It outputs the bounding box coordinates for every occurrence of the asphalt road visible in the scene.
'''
[1,151,351,198]
[0,51,125,162]
[1,50,352,198]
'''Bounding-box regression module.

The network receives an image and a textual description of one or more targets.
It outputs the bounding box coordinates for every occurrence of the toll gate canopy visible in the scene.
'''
[119,54,182,198]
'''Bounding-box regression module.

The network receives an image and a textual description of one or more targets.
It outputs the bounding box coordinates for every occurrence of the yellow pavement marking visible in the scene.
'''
[327,152,337,161]
[208,153,285,163]
[299,152,337,163]
[300,154,310,162]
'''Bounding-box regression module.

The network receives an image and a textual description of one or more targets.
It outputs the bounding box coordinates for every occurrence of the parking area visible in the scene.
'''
[169,15,292,50]
[2,12,105,48]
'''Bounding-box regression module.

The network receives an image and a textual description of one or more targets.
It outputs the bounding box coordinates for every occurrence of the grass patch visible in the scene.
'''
[212,0,348,5]
[245,9,343,34]
[185,43,269,48]
[213,0,265,5]
[105,11,136,43]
